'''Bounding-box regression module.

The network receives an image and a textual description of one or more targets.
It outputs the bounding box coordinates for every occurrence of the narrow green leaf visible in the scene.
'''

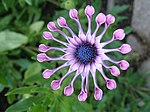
[124,26,132,35]
[2,0,8,10]
[111,5,129,14]
[0,15,13,30]
[29,21,44,33]
[117,16,128,22]
[24,62,41,79]
[5,87,52,96]
[28,104,47,112]
[23,74,45,84]
[15,59,31,69]
[25,0,32,5]
[7,94,16,104]
[0,84,4,92]
[72,95,93,112]
[5,95,44,112]
[0,31,28,52]
[0,71,8,86]
[60,97,72,112]
[18,0,25,7]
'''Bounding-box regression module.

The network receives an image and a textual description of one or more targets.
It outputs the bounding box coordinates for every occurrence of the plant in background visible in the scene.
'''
[37,5,131,101]
[1,0,149,111]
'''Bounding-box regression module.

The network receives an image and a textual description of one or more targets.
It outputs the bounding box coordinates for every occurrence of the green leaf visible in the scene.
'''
[117,16,128,22]
[1,0,15,10]
[124,26,132,35]
[23,74,49,85]
[111,5,129,14]
[0,31,28,52]
[29,21,44,33]
[5,95,45,112]
[28,104,47,112]
[0,71,8,86]
[18,0,25,7]
[15,59,31,69]
[7,94,16,104]
[0,84,4,92]
[72,95,93,112]
[2,0,8,10]
[60,97,72,112]
[25,0,32,5]
[0,15,13,30]
[24,62,41,79]
[61,0,75,10]
[11,68,22,80]
[5,87,52,96]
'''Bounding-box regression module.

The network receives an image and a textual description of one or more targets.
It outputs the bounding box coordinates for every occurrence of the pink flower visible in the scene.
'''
[37,5,131,101]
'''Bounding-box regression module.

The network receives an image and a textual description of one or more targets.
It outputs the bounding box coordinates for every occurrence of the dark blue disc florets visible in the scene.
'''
[75,43,96,64]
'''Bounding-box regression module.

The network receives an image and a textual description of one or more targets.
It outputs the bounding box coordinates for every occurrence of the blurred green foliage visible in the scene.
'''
[0,0,150,112]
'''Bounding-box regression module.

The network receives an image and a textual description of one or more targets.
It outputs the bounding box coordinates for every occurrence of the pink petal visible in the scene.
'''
[37,53,50,62]
[119,44,132,54]
[38,44,50,52]
[57,17,67,27]
[47,22,58,31]
[51,80,60,90]
[78,91,87,101]
[64,48,75,53]
[119,60,129,70]
[90,36,95,45]
[78,33,86,42]
[70,62,80,72]
[62,54,74,60]
[74,36,82,44]
[69,9,78,19]
[96,13,106,25]
[94,87,103,100]
[78,64,85,74]
[106,14,115,25]
[85,5,95,17]
[42,69,54,79]
[67,58,77,65]
[64,84,74,96]
[113,29,125,40]
[42,32,53,40]
[68,38,78,46]
[68,43,77,49]
[106,79,117,90]
[109,66,120,77]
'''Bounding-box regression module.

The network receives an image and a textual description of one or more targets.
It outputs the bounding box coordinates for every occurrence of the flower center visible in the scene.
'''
[75,43,97,64]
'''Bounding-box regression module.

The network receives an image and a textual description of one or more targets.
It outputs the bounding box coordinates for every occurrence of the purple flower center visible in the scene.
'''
[75,43,96,64]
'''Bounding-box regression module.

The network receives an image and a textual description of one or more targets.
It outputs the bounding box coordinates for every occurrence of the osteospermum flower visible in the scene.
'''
[37,5,131,101]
